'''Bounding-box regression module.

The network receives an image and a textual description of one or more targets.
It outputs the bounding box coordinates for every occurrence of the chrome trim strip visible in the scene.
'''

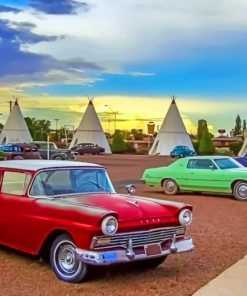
[76,236,194,266]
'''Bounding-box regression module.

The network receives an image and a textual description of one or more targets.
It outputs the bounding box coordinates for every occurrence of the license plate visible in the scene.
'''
[145,244,161,256]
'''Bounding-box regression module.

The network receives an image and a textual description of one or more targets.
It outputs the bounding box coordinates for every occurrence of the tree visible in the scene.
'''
[131,129,144,140]
[111,130,127,154]
[198,127,215,155]
[197,119,207,142]
[234,115,242,136]
[243,119,246,132]
[24,117,51,141]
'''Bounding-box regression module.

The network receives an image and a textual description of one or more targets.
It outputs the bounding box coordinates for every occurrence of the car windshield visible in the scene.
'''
[30,168,116,197]
[214,158,243,169]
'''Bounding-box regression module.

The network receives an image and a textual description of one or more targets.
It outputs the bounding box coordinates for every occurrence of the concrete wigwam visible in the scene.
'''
[0,99,32,144]
[69,98,112,153]
[148,97,194,155]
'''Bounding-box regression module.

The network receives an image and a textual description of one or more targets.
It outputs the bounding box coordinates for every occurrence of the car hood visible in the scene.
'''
[58,193,189,222]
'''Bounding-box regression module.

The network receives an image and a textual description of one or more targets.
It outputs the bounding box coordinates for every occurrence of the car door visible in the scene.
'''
[184,158,225,192]
[0,170,40,253]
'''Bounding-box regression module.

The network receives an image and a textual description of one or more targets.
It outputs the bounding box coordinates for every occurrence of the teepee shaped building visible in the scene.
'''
[69,98,112,153]
[0,99,32,144]
[149,98,193,155]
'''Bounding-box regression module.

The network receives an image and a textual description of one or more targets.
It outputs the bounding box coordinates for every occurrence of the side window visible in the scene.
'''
[187,159,216,169]
[47,170,71,187]
[187,159,197,169]
[1,171,31,195]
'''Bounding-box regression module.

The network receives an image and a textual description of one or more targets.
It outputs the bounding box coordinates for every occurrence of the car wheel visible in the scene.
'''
[52,155,65,160]
[135,256,167,269]
[50,234,88,283]
[233,181,247,201]
[162,179,179,195]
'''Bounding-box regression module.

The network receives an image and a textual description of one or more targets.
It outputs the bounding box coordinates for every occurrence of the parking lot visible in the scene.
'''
[1,154,247,296]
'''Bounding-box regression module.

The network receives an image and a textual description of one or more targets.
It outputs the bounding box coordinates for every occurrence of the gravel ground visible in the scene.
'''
[1,155,247,296]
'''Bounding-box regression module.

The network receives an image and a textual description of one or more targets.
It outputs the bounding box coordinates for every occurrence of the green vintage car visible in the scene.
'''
[141,156,247,201]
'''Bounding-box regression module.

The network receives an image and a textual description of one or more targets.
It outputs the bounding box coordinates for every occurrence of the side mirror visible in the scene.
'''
[209,165,216,170]
[125,184,136,195]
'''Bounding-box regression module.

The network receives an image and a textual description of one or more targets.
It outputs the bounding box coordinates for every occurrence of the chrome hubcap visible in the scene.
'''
[58,244,78,274]
[166,181,175,192]
[238,184,247,199]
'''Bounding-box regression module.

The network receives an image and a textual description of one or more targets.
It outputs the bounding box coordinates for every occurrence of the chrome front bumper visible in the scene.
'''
[75,235,194,266]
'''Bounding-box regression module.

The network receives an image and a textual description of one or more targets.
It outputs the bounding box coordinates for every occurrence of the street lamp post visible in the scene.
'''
[105,105,117,134]
[54,118,60,131]
[54,118,60,141]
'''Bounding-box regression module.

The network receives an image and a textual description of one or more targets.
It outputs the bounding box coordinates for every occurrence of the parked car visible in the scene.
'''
[0,159,194,283]
[142,155,247,201]
[170,145,196,158]
[32,141,75,160]
[234,156,247,167]
[0,143,42,160]
[70,143,105,155]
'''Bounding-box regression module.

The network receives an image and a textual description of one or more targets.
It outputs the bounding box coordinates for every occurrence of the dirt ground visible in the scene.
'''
[1,155,247,296]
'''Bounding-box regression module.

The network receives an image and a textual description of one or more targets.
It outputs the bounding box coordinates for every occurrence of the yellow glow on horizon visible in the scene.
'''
[1,89,246,135]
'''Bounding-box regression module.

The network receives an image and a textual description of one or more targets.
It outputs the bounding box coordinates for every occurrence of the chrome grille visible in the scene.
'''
[92,226,186,249]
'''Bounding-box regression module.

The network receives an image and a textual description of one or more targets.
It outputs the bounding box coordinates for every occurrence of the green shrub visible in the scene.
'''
[229,142,243,156]
[0,151,6,160]
[111,131,127,154]
[198,129,215,155]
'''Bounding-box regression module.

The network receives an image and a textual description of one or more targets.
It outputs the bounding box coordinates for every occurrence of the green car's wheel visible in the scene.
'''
[162,179,179,195]
[233,181,247,201]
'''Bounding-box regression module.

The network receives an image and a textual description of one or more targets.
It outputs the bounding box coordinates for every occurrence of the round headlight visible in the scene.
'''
[101,216,118,235]
[179,209,192,225]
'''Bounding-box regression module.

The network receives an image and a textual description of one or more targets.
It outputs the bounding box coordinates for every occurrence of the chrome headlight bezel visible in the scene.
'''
[101,216,118,235]
[179,209,192,226]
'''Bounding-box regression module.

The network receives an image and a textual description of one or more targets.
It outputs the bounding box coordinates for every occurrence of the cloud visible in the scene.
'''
[29,0,90,15]
[0,15,104,86]
[0,0,247,90]
[0,5,21,13]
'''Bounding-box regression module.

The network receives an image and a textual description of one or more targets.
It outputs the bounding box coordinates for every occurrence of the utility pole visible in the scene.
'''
[105,105,117,134]
[6,100,13,113]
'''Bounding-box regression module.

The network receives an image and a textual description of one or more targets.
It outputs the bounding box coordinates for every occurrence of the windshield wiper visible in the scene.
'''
[86,179,110,193]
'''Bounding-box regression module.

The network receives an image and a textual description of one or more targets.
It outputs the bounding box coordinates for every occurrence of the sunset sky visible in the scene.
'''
[1,0,247,134]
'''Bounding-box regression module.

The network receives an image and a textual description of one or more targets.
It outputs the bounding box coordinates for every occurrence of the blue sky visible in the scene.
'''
[0,0,247,133]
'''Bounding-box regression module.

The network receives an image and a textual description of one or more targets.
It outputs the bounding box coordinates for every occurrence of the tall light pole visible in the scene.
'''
[105,105,117,134]
[54,118,60,132]
[54,118,60,141]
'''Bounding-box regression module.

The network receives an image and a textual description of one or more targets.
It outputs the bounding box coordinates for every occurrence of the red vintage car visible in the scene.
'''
[0,160,194,283]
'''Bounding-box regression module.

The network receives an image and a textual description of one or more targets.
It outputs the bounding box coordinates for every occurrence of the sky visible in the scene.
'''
[0,0,247,134]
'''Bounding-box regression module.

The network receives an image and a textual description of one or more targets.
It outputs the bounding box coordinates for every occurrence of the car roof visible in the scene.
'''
[0,160,104,171]
[185,155,232,160]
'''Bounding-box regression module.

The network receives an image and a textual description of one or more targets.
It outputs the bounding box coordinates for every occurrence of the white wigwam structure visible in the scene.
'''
[149,97,194,155]
[0,99,33,144]
[69,97,112,153]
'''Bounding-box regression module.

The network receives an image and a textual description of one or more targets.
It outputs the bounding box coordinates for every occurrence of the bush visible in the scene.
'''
[198,129,215,155]
[0,151,6,160]
[229,142,243,156]
[111,131,127,154]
